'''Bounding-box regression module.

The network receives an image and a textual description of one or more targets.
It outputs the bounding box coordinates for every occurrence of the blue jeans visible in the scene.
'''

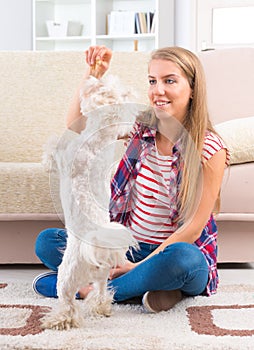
[35,228,209,301]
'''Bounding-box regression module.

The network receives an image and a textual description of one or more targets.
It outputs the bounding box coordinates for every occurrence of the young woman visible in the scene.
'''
[33,45,229,313]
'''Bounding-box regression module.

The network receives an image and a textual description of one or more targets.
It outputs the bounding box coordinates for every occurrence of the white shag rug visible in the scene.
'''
[0,282,254,350]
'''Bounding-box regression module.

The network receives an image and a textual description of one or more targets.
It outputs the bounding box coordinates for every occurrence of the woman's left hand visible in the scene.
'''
[109,261,136,280]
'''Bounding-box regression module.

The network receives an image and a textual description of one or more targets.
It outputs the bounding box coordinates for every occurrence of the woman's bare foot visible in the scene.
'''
[78,284,94,299]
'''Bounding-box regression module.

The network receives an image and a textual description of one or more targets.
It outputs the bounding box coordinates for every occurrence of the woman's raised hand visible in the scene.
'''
[85,45,112,79]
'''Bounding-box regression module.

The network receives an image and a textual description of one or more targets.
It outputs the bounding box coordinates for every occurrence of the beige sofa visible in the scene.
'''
[0,48,253,264]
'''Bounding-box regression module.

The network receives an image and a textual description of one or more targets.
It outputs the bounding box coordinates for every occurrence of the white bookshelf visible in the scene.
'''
[33,0,174,51]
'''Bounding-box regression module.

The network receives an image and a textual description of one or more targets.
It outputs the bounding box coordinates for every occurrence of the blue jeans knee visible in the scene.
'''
[161,242,209,295]
[35,228,67,271]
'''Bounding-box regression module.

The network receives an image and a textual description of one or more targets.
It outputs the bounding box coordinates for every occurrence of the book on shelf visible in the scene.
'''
[136,12,155,34]
[138,12,147,33]
[107,10,155,36]
[135,13,141,34]
[150,11,156,33]
[147,12,155,33]
[108,11,136,35]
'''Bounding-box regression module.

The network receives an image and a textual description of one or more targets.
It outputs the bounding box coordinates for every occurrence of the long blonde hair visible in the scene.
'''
[147,46,218,224]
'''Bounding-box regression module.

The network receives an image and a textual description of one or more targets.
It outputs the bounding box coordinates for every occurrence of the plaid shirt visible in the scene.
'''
[109,122,219,296]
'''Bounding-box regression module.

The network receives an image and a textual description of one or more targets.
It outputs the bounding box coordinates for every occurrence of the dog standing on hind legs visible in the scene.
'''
[42,75,139,330]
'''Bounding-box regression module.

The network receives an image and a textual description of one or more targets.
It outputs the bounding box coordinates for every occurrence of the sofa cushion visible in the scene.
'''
[220,162,254,214]
[215,116,254,164]
[0,162,61,214]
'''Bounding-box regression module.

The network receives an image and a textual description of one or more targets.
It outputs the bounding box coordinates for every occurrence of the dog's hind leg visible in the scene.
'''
[42,237,85,330]
[85,270,113,317]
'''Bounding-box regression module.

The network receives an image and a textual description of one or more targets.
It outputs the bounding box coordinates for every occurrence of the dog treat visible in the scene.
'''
[90,57,102,78]
[92,57,102,69]
[95,58,102,66]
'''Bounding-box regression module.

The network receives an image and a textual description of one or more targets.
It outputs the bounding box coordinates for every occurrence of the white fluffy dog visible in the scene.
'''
[42,75,139,330]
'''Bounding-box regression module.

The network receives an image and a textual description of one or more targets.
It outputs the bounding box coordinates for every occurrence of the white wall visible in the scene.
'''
[174,0,197,51]
[156,0,174,48]
[0,0,33,50]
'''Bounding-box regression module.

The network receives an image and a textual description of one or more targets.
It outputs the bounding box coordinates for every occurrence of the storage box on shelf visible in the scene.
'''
[46,20,83,37]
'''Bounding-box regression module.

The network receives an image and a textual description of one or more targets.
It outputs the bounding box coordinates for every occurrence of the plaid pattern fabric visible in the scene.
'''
[110,123,156,225]
[195,216,219,295]
[109,122,219,296]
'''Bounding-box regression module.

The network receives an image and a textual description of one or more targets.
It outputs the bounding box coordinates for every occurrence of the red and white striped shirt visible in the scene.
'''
[128,147,178,243]
[203,132,230,164]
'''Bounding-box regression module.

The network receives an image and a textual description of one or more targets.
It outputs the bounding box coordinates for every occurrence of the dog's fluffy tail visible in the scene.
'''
[79,222,138,268]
